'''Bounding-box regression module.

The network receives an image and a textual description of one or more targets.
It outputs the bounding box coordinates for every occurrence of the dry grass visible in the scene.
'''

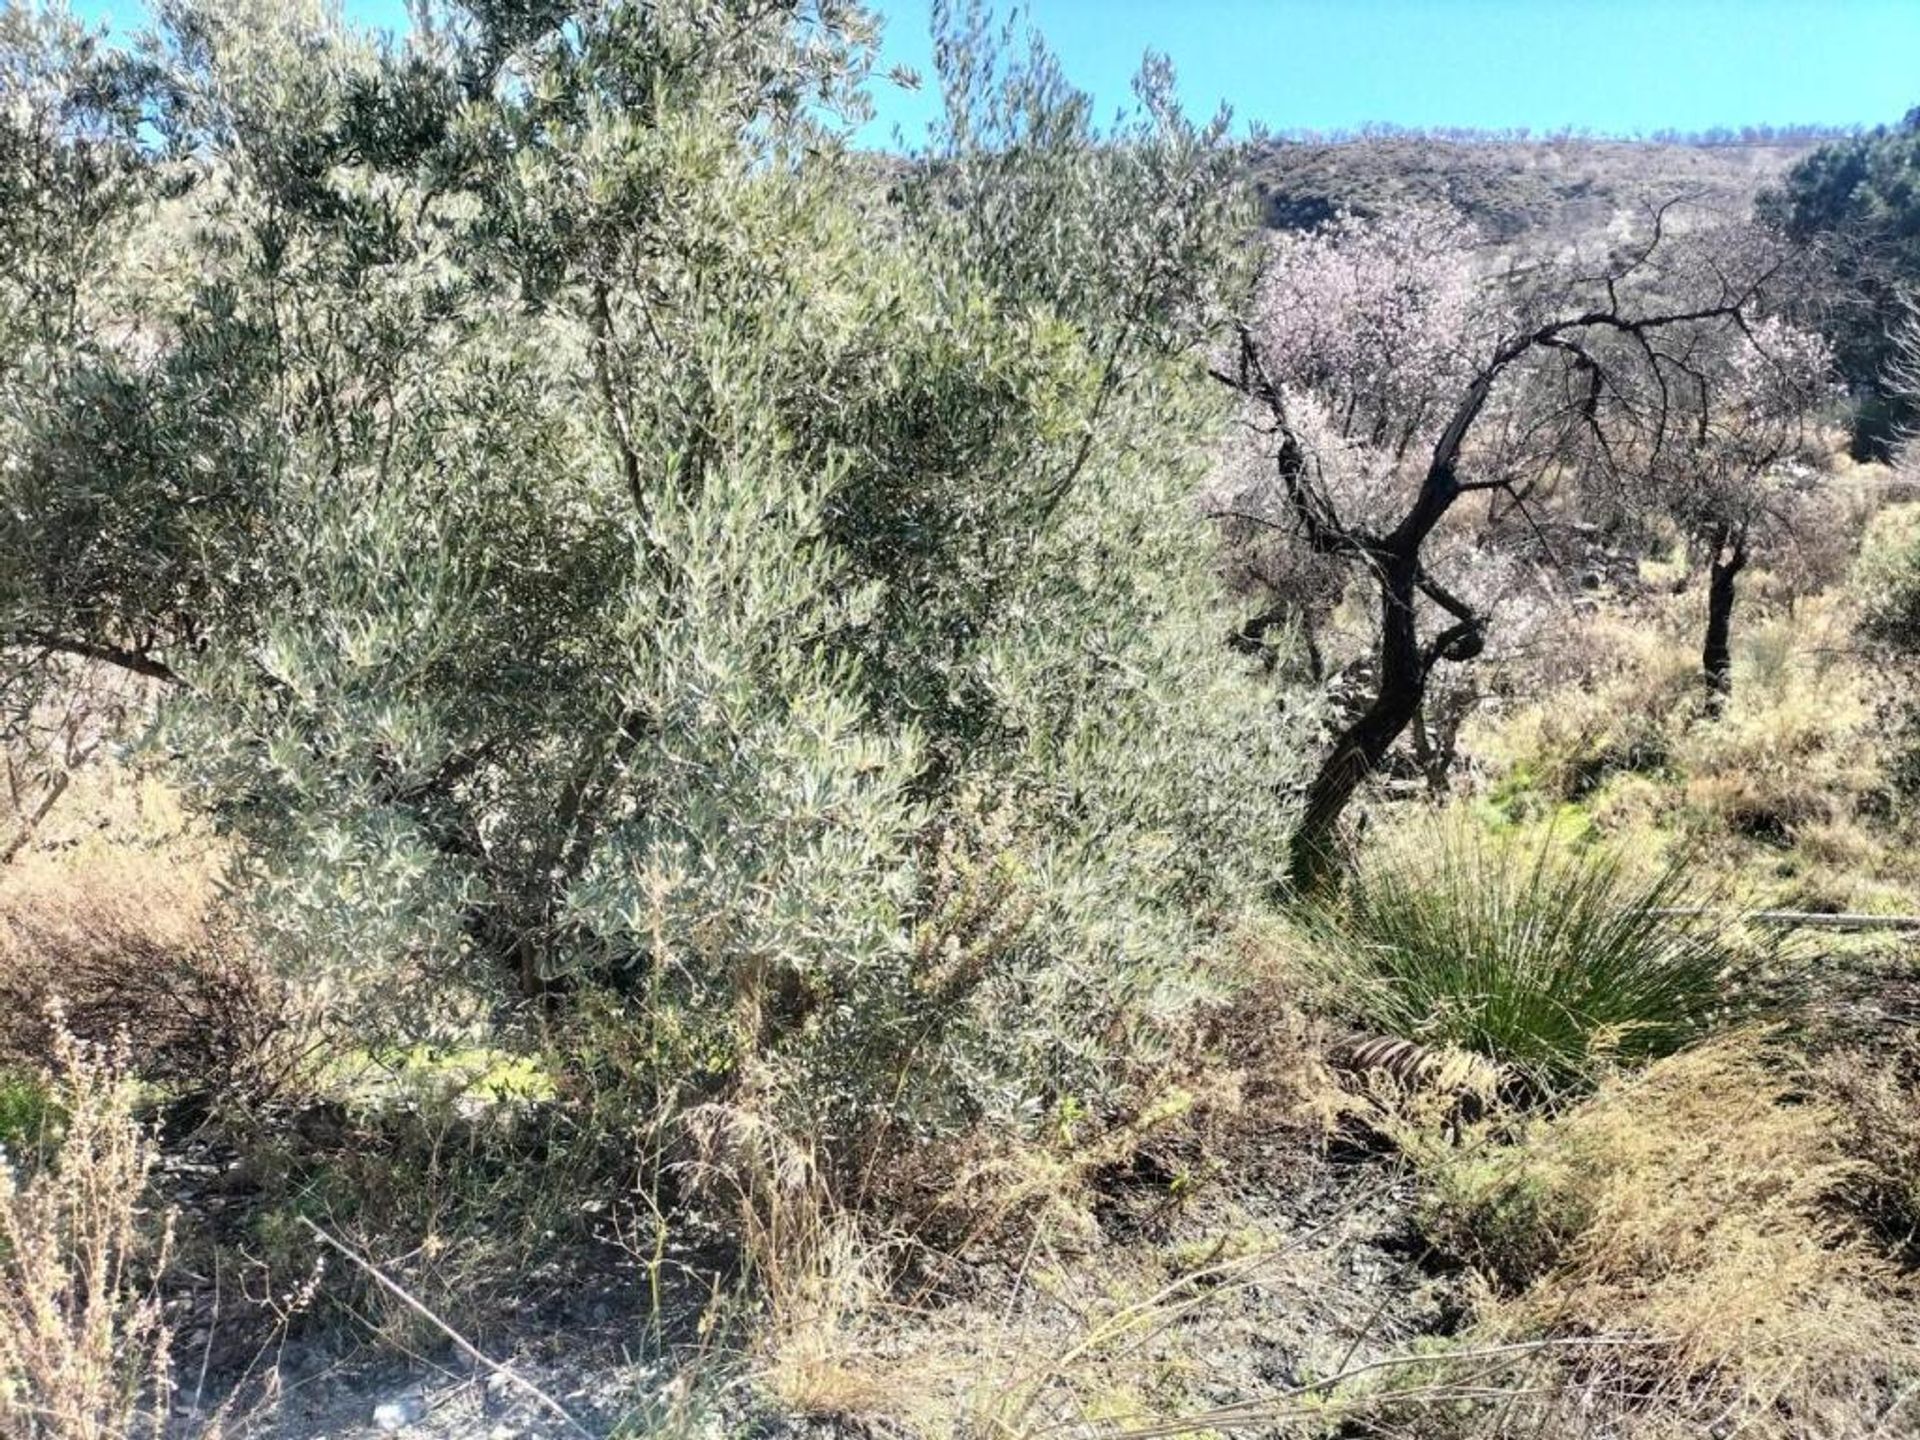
[742,1214,1384,1440]
[727,1101,1202,1427]
[1816,1032,1920,1256]
[682,1098,902,1419]
[0,1024,177,1440]
[0,873,307,1110]
[1407,1031,1918,1437]
[1477,609,1697,813]
[0,766,312,1111]
[729,973,1369,1438]
[1473,570,1920,919]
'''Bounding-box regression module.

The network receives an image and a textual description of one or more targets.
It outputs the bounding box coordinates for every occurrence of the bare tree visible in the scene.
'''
[1883,293,1920,473]
[1615,318,1834,714]
[1212,207,1793,892]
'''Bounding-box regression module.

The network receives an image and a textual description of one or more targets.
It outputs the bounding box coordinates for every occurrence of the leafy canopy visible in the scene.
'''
[0,0,1310,1147]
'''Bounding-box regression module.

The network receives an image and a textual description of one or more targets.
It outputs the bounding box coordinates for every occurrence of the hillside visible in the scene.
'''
[1246,134,1822,243]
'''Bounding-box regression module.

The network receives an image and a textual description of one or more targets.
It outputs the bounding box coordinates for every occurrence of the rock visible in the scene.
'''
[373,1391,428,1431]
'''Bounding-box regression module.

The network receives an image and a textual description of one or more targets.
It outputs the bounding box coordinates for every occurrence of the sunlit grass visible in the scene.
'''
[1292,823,1755,1092]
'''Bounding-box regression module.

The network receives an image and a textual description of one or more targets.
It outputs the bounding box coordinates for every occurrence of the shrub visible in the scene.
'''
[1411,1034,1913,1437]
[1854,503,1920,646]
[0,1069,56,1154]
[0,1024,175,1440]
[239,1073,605,1352]
[1289,822,1751,1092]
[0,0,1309,1198]
[0,847,308,1110]
[1478,612,1695,816]
[1816,1033,1920,1254]
[1854,506,1920,798]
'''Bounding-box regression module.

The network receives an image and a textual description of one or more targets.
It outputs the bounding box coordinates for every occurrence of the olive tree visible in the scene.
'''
[0,6,184,846]
[0,0,1307,1156]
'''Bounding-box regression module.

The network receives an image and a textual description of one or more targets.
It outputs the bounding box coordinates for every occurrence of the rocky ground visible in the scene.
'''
[157,1120,1465,1440]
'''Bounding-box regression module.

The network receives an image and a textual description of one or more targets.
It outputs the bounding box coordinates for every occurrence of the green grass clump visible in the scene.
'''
[0,1070,58,1157]
[1295,825,1752,1092]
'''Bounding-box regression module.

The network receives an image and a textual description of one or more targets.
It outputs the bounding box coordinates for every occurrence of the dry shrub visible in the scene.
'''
[730,964,1361,1434]
[1816,1033,1920,1254]
[1675,669,1879,848]
[0,1023,176,1440]
[1416,1032,1917,1436]
[1751,481,1882,611]
[1482,583,1890,853]
[1793,815,1885,871]
[1879,446,1920,506]
[0,848,309,1109]
[1683,769,1839,844]
[1478,611,1696,809]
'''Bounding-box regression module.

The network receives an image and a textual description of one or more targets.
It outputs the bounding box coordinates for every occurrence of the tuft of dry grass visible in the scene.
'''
[1408,1031,1918,1437]
[1816,1032,1920,1257]
[0,770,312,1111]
[0,1022,177,1440]
[682,1097,901,1419]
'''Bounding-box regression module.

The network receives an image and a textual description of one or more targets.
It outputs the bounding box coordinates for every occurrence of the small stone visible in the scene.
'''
[373,1392,428,1431]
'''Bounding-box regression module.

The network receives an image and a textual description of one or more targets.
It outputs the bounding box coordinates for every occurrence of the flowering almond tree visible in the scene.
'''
[1213,207,1795,891]
[1628,317,1835,714]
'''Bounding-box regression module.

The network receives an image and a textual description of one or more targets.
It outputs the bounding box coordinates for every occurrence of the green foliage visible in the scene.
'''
[0,0,1309,1176]
[1762,108,1920,454]
[1291,824,1750,1092]
[0,1070,59,1159]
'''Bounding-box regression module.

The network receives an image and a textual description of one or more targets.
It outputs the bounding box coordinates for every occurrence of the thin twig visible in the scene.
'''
[297,1218,595,1439]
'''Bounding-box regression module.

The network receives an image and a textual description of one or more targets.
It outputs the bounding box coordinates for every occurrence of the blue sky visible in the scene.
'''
[66,0,1920,146]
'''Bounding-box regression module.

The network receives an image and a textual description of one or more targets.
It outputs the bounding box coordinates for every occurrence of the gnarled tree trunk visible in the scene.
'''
[1287,552,1433,893]
[1702,532,1747,718]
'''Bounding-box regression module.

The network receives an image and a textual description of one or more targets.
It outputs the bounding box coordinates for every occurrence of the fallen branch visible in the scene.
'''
[297,1218,595,1439]
[1651,908,1920,933]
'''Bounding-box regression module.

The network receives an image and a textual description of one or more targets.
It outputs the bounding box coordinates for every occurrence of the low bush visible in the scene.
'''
[1816,1033,1920,1255]
[1854,503,1920,653]
[234,1060,622,1354]
[1478,613,1696,816]
[1408,1034,1915,1438]
[0,851,310,1112]
[1855,505,1920,804]
[0,1025,176,1440]
[0,1069,56,1154]
[1289,822,1752,1092]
